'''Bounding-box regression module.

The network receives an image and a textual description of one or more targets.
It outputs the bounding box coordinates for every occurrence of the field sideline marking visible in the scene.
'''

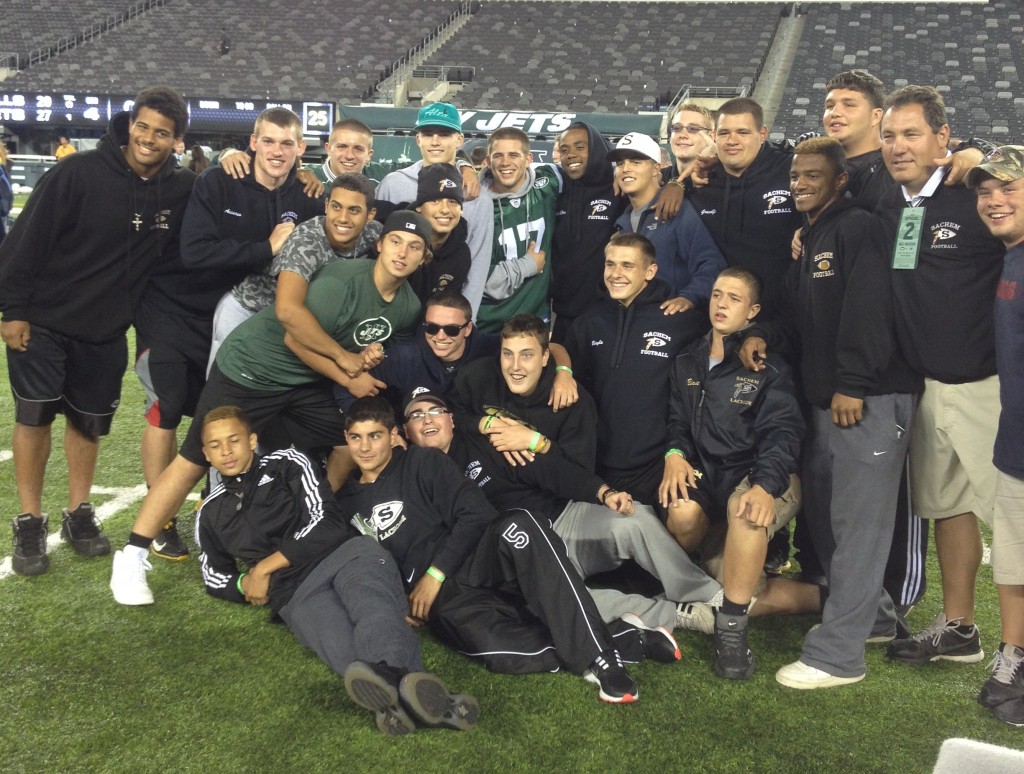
[1,484,148,580]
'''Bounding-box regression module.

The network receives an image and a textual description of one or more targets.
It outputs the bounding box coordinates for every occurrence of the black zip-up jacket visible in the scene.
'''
[196,449,359,615]
[450,357,599,469]
[551,122,627,319]
[334,446,496,588]
[666,332,803,498]
[0,112,195,342]
[446,427,605,517]
[750,197,922,408]
[179,155,322,308]
[407,216,472,305]
[565,277,708,473]
[687,143,803,318]
[875,177,1004,384]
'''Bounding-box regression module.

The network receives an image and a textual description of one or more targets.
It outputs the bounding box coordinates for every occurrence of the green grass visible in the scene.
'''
[2,331,1023,773]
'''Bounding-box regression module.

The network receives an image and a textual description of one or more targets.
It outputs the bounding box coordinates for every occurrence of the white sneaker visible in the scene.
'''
[775,660,865,689]
[676,602,715,634]
[110,548,154,605]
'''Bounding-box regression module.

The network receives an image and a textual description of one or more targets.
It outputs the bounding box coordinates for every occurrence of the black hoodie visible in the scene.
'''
[407,216,472,305]
[552,122,627,320]
[687,143,803,318]
[565,277,708,474]
[0,112,195,342]
[750,196,922,408]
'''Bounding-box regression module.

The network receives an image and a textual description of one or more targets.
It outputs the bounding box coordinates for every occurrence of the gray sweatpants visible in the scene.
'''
[553,501,722,630]
[279,536,424,677]
[800,393,917,678]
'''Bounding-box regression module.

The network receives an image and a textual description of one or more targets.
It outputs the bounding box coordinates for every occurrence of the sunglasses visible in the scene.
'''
[422,321,470,337]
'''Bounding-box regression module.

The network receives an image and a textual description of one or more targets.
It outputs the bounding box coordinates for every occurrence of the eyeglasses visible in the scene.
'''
[670,123,710,136]
[422,321,470,337]
[405,406,449,422]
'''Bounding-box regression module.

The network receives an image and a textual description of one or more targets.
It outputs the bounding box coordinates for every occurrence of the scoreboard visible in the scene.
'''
[0,92,335,135]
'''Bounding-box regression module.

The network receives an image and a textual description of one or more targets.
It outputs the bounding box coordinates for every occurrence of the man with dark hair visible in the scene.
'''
[195,405,478,736]
[878,86,1004,668]
[110,211,431,605]
[182,107,322,368]
[476,128,561,333]
[409,164,471,304]
[745,137,922,689]
[337,396,646,703]
[610,132,726,315]
[1,85,194,576]
[566,232,708,506]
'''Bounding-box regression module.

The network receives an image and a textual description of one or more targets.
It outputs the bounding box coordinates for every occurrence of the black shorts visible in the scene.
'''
[657,465,731,525]
[7,325,126,436]
[598,458,664,507]
[179,363,346,465]
[134,307,212,429]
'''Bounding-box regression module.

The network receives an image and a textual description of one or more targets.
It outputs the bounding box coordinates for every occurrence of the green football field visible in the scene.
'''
[2,332,1023,773]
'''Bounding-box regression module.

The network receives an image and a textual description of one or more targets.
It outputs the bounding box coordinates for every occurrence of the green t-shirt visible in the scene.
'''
[476,165,560,333]
[217,259,421,390]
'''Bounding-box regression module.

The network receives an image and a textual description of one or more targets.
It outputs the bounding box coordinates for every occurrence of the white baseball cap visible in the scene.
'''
[607,132,662,164]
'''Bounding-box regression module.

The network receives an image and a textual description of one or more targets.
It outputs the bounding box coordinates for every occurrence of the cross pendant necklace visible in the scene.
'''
[132,213,143,232]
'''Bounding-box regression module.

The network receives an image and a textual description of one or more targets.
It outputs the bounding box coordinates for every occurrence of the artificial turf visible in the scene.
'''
[2,331,1023,773]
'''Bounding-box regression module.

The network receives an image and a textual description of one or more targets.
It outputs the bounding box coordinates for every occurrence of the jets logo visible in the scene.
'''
[510,198,521,209]
[353,317,393,347]
[533,176,550,189]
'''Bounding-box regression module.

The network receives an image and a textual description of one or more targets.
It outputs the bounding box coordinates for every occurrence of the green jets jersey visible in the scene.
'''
[476,165,561,333]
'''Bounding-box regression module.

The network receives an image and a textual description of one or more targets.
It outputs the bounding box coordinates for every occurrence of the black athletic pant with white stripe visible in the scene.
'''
[429,509,642,675]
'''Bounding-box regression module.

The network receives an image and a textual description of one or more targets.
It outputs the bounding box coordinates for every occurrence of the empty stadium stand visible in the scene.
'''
[773,1,1024,141]
[424,1,781,113]
[3,0,466,102]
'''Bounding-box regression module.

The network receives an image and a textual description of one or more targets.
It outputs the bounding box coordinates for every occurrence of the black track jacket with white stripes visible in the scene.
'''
[196,449,359,614]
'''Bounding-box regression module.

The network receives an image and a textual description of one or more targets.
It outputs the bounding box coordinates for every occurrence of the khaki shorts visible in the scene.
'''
[909,376,999,524]
[702,474,801,586]
[991,471,1024,586]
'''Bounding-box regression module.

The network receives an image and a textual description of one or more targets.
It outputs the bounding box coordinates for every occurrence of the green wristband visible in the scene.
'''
[665,448,685,461]
[237,573,247,595]
[529,431,542,452]
[555,365,573,376]
[426,566,446,583]
[483,415,496,431]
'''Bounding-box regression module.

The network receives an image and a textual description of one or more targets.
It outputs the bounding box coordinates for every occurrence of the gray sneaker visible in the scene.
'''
[676,602,715,634]
[887,612,984,665]
[713,611,755,680]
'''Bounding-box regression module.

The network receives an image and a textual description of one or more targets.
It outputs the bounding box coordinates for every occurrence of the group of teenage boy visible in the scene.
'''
[2,66,1022,731]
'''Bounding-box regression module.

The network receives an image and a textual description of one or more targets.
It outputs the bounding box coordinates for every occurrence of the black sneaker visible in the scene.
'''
[398,672,479,731]
[979,644,1024,710]
[713,610,756,680]
[620,612,681,664]
[343,661,416,736]
[583,650,638,703]
[887,612,984,665]
[60,502,110,557]
[150,518,190,561]
[12,513,49,576]
[992,696,1024,727]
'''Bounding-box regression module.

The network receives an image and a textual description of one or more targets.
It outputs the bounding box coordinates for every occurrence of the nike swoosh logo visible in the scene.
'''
[873,451,888,456]
[407,569,415,584]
